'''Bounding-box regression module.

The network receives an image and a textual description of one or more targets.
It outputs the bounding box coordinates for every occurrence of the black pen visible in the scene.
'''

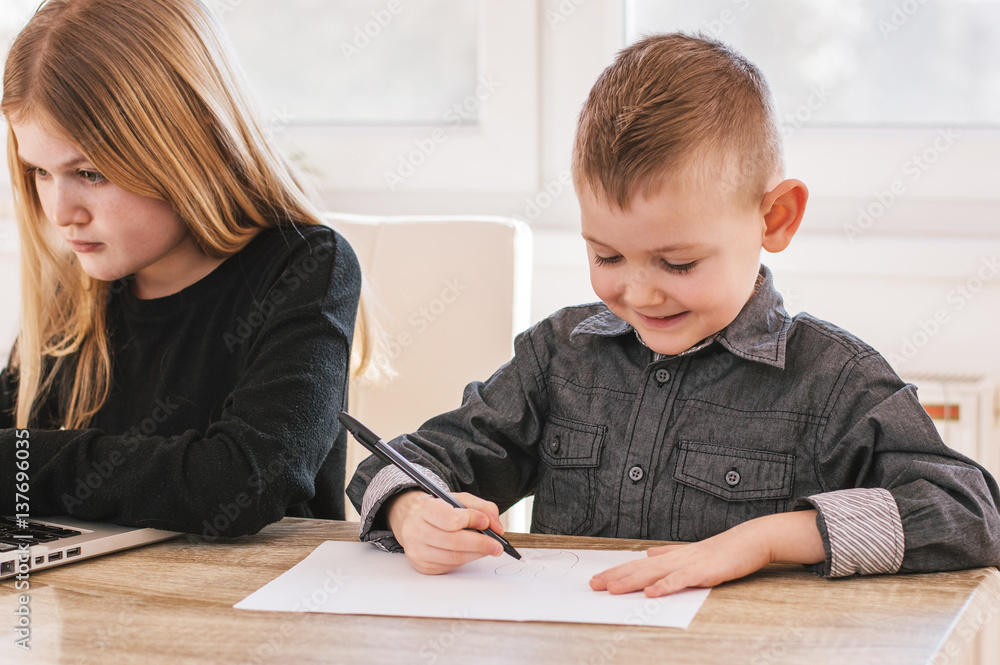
[338,411,522,560]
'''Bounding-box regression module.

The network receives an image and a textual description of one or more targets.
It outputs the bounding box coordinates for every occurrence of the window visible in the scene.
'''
[219,0,479,125]
[0,0,34,36]
[218,0,539,195]
[627,0,1000,126]
[626,0,1000,237]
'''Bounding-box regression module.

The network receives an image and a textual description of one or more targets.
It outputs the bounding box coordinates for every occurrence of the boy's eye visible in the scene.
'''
[592,254,622,267]
[79,170,106,185]
[661,260,697,274]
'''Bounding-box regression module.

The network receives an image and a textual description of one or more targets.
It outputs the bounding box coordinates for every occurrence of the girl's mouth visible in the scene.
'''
[69,241,104,253]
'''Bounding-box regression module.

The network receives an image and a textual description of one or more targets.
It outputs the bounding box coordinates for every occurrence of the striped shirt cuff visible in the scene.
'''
[801,488,905,577]
[359,463,451,552]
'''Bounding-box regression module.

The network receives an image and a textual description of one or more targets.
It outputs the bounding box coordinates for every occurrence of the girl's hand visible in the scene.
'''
[589,510,824,597]
[385,489,506,575]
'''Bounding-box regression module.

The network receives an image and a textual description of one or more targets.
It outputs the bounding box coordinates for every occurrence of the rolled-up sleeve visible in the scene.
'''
[359,464,451,552]
[798,488,905,577]
[810,351,1000,576]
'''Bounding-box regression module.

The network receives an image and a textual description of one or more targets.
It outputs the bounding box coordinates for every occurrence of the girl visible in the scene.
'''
[0,0,374,535]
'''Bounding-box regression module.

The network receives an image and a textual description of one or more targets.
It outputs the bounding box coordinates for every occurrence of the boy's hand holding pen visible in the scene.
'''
[385,488,510,575]
[338,412,521,575]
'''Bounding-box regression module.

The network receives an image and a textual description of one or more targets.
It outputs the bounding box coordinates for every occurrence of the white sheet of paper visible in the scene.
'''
[234,541,710,629]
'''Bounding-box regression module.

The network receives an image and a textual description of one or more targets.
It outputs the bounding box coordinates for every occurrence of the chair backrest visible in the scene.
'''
[327,213,533,518]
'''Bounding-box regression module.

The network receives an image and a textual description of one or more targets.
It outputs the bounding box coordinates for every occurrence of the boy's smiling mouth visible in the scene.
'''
[635,310,690,327]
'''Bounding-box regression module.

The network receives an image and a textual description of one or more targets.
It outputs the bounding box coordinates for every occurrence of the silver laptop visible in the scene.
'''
[0,515,179,579]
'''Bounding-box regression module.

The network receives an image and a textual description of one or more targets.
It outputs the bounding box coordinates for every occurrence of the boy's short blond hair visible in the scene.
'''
[573,32,784,210]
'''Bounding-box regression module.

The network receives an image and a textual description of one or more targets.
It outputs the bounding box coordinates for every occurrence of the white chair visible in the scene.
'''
[327,213,533,522]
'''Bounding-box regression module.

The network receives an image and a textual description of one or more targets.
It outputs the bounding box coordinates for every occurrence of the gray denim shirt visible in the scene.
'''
[348,265,1000,576]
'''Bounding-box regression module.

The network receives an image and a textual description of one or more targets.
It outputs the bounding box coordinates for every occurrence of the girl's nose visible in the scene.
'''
[48,182,91,227]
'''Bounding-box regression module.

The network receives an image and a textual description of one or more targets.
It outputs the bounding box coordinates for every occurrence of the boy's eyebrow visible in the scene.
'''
[581,233,610,247]
[650,243,704,253]
[582,234,702,253]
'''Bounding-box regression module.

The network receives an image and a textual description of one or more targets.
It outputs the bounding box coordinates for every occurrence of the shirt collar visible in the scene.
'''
[570,264,791,369]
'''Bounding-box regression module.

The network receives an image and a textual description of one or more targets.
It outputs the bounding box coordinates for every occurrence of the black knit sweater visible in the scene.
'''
[1,223,360,536]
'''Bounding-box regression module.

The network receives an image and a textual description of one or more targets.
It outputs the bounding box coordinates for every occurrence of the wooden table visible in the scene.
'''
[1,518,998,664]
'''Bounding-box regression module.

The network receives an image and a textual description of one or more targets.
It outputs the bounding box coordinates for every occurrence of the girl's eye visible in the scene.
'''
[79,170,106,185]
[26,166,49,178]
[661,260,697,274]
[593,254,622,267]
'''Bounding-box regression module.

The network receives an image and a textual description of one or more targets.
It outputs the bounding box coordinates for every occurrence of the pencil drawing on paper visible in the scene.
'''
[494,549,580,578]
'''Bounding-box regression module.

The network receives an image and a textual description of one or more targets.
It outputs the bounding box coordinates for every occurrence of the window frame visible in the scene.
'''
[276,0,540,195]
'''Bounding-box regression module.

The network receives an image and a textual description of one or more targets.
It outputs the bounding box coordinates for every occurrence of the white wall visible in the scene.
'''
[0,220,17,359]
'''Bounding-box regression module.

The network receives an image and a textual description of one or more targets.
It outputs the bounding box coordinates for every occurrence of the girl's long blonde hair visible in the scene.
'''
[2,0,377,429]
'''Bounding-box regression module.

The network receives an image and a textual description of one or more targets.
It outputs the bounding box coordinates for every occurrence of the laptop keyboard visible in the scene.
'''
[0,516,82,551]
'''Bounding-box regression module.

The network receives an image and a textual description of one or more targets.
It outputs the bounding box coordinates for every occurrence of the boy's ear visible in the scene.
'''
[759,179,808,253]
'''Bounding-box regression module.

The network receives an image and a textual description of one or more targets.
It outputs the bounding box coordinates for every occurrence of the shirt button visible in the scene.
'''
[654,368,671,384]
[725,470,741,486]
[628,466,644,482]
[549,435,560,453]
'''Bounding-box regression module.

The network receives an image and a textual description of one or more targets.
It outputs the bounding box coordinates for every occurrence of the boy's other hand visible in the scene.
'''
[386,489,505,575]
[589,510,824,597]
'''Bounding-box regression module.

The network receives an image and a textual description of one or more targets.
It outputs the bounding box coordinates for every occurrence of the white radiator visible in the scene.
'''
[906,374,1000,665]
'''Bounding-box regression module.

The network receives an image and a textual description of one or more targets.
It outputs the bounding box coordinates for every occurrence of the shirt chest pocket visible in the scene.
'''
[670,441,794,542]
[531,415,606,536]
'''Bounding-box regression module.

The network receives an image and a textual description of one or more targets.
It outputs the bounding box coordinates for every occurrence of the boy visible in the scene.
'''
[347,33,1000,597]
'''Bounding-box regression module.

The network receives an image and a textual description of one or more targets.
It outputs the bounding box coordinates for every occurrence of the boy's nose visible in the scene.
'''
[623,266,665,308]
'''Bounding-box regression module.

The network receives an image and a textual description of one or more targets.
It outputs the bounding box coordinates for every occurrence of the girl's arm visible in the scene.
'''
[0,365,15,429]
